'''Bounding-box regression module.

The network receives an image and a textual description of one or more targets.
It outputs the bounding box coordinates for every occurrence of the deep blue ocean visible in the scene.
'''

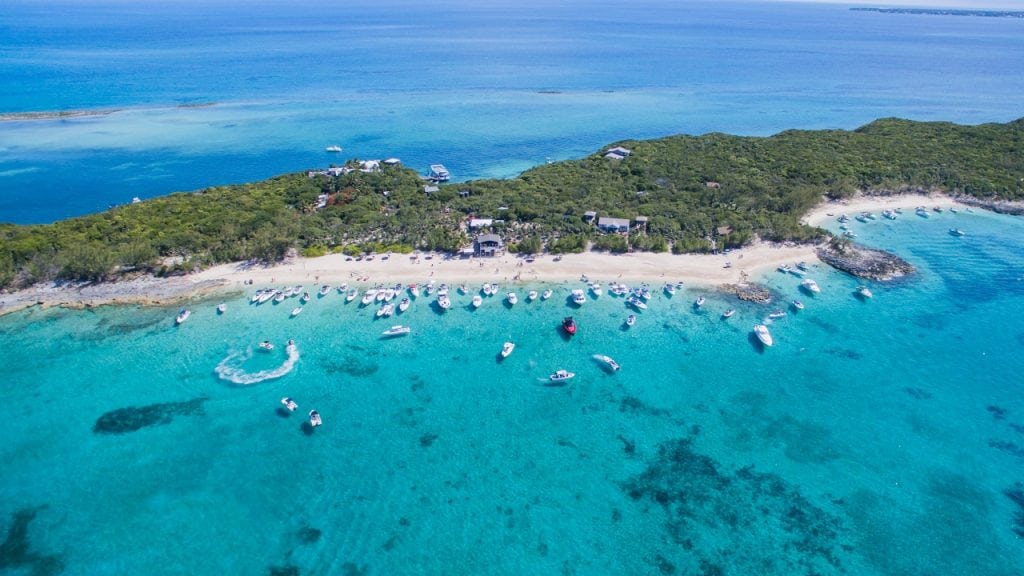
[1,0,1023,223]
[2,1,1024,575]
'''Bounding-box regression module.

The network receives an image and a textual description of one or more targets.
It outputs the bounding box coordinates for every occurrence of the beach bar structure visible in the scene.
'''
[474,233,504,257]
[598,217,630,233]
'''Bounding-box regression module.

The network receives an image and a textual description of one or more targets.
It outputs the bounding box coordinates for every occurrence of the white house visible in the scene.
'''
[598,217,630,233]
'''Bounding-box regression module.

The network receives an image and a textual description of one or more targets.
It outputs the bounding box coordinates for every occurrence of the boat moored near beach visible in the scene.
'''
[290,307,303,317]
[722,308,736,319]
[175,309,190,325]
[506,292,518,305]
[216,303,226,314]
[501,342,515,358]
[541,289,553,300]
[753,324,773,347]
[571,289,587,305]
[562,316,577,335]
[472,295,483,308]
[625,314,636,327]
[949,228,966,237]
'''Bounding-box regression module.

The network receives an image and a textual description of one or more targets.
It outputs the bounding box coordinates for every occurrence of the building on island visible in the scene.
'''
[598,217,630,233]
[603,146,632,160]
[382,158,402,166]
[468,218,494,230]
[634,215,649,232]
[474,233,504,257]
[583,211,597,223]
[428,164,450,182]
[424,184,439,194]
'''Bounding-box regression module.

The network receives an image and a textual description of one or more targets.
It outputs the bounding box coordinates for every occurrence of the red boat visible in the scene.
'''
[562,316,577,335]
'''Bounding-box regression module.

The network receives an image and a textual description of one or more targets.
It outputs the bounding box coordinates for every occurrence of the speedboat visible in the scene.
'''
[506,292,518,305]
[722,308,736,319]
[949,228,965,237]
[318,285,331,297]
[458,284,467,295]
[346,288,358,302]
[753,324,773,347]
[301,292,310,303]
[398,298,410,313]
[883,209,897,220]
[481,283,493,296]
[409,284,419,298]
[856,285,873,299]
[361,291,375,305]
[273,291,286,304]
[664,283,676,296]
[325,145,342,153]
[562,316,577,335]
[594,354,620,372]
[290,307,303,317]
[527,290,538,302]
[259,340,275,351]
[694,296,705,308]
[626,314,636,327]
[549,369,575,383]
[792,300,805,311]
[571,289,586,305]
[627,296,647,310]
[216,303,226,314]
[376,303,393,318]
[778,264,793,274]
[257,290,276,304]
[309,410,322,427]
[250,290,265,303]
[949,207,959,214]
[801,279,821,294]
[590,282,602,297]
[437,295,451,310]
[281,397,297,411]
[425,280,435,295]
[383,288,396,302]
[501,342,515,358]
[916,207,930,218]
[541,289,553,300]
[472,295,483,308]
[375,289,387,302]
[339,282,348,292]
[382,325,411,337]
[768,310,786,319]
[175,309,190,324]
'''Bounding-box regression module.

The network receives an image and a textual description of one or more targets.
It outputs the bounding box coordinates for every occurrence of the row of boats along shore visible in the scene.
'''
[832,205,970,239]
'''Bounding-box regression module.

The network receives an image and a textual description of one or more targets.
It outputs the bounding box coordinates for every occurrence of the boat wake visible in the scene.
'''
[215,343,299,385]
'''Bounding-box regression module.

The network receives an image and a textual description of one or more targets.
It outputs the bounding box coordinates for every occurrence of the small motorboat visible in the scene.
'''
[949,228,965,237]
[409,284,420,298]
[382,325,411,337]
[309,410,322,427]
[281,397,297,411]
[801,279,821,294]
[481,283,492,296]
[301,292,311,303]
[273,291,286,304]
[376,303,393,318]
[501,342,515,358]
[572,289,586,305]
[594,354,620,372]
[664,283,676,296]
[753,324,773,347]
[722,308,736,319]
[590,282,602,297]
[562,316,577,336]
[339,282,348,292]
[458,284,468,295]
[625,314,636,327]
[325,145,342,153]
[856,285,873,299]
[346,288,358,302]
[472,295,483,308]
[437,295,451,310]
[792,300,805,311]
[768,310,786,319]
[259,340,275,351]
[694,296,705,308]
[541,289,553,300]
[175,309,190,325]
[549,369,576,383]
[507,292,518,305]
[290,307,303,317]
[216,303,226,314]
[361,291,375,305]
[527,290,538,302]
[318,285,331,297]
[627,296,647,310]
[398,298,410,312]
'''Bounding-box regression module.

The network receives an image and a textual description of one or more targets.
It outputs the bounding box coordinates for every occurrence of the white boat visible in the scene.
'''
[281,397,297,411]
[527,290,538,302]
[883,209,897,220]
[325,145,342,153]
[437,295,451,310]
[375,289,387,302]
[857,285,873,299]
[290,307,303,317]
[472,295,483,308]
[257,290,276,304]
[626,314,636,326]
[501,342,515,358]
[590,282,602,297]
[259,340,274,351]
[801,279,821,294]
[318,285,331,296]
[273,292,286,304]
[916,207,930,218]
[309,410,322,427]
[572,289,586,305]
[250,290,265,303]
[664,283,676,296]
[722,308,736,319]
[549,369,575,383]
[778,264,793,274]
[301,292,310,303]
[627,296,647,310]
[398,298,410,312]
[792,300,805,310]
[949,228,965,237]
[768,310,786,319]
[694,296,705,308]
[541,289,553,300]
[458,284,467,295]
[376,303,394,317]
[481,283,493,296]
[339,282,348,292]
[382,325,411,337]
[753,324,773,347]
[506,292,518,305]
[361,291,375,305]
[594,354,620,372]
[216,303,226,314]
[175,309,190,324]
[346,288,358,302]
[409,284,420,298]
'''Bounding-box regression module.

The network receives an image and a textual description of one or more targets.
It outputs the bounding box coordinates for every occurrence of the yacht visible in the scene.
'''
[627,296,647,310]
[318,285,331,297]
[857,285,873,299]
[778,264,794,274]
[801,279,821,294]
[590,282,602,297]
[398,298,410,313]
[382,325,411,337]
[768,310,786,319]
[562,316,577,335]
[325,145,342,153]
[437,294,451,310]
[471,295,483,309]
[949,228,966,237]
[257,290,276,304]
[571,289,587,305]
[694,296,705,308]
[753,324,773,347]
[792,300,805,311]
[301,292,311,303]
[594,354,621,372]
[527,290,538,302]
[309,410,322,427]
[501,342,515,359]
[175,309,190,324]
[722,308,736,319]
[259,341,275,351]
[481,283,493,296]
[216,303,226,314]
[549,369,576,383]
[346,288,358,302]
[290,307,303,317]
[409,283,420,298]
[626,314,636,327]
[506,292,518,305]
[664,283,676,296]
[361,291,376,305]
[281,397,298,411]
[273,292,286,304]
[916,207,930,218]
[541,288,553,300]
[375,289,387,302]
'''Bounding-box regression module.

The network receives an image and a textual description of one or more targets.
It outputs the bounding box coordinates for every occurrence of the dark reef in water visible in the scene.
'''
[621,437,849,575]
[903,387,933,400]
[0,507,64,576]
[268,566,300,576]
[1004,483,1024,537]
[719,282,772,304]
[988,440,1024,459]
[817,239,914,280]
[93,396,207,434]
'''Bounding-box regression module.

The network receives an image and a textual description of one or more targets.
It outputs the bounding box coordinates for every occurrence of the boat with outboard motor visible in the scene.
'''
[549,369,575,383]
[281,397,297,411]
[594,354,620,372]
[562,316,577,335]
[176,309,190,324]
[501,342,515,358]
[753,324,773,347]
[309,410,322,427]
[382,325,411,337]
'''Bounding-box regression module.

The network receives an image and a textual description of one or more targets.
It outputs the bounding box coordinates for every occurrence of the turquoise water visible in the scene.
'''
[2,0,1024,222]
[2,209,1023,574]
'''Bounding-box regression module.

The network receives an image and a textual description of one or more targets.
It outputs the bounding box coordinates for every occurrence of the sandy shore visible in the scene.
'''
[0,192,974,316]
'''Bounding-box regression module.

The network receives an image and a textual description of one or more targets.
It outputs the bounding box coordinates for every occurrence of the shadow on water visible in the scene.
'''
[747,331,766,354]
[0,507,64,576]
[275,407,292,418]
[93,396,208,435]
[301,422,315,435]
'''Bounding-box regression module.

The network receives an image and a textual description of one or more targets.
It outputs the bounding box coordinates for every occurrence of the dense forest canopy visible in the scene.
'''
[1,117,1022,288]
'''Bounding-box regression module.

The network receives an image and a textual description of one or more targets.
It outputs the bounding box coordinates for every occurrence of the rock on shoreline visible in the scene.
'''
[720,282,772,304]
[816,239,914,281]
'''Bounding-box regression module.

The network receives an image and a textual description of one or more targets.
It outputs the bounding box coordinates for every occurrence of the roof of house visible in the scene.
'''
[598,217,630,228]
[476,233,502,244]
[606,146,632,156]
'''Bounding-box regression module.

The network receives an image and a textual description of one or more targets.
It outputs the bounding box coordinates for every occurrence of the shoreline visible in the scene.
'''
[0,192,986,317]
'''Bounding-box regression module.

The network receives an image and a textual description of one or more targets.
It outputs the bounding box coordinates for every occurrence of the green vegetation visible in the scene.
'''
[2,118,1022,289]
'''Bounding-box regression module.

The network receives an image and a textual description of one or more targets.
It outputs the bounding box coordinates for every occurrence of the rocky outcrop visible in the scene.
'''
[720,282,772,304]
[816,239,914,280]
[954,196,1024,216]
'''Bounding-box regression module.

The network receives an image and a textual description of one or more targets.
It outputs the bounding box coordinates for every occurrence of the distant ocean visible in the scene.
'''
[1,0,1023,223]
[3,2,1024,575]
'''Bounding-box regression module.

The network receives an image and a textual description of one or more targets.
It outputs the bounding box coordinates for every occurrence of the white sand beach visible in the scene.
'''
[0,192,971,316]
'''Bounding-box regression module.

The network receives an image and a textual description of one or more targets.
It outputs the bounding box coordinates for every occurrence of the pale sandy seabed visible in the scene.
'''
[0,193,963,316]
